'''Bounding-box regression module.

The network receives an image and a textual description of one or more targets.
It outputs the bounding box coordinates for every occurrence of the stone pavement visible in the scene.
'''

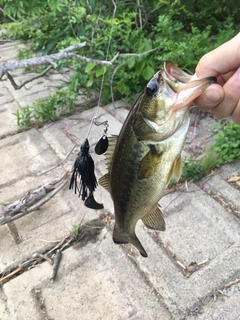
[1,41,240,320]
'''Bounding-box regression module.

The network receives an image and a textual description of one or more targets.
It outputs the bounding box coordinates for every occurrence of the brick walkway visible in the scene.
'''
[1,42,240,320]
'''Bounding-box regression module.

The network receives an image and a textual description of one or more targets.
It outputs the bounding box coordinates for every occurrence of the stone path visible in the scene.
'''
[1,41,240,320]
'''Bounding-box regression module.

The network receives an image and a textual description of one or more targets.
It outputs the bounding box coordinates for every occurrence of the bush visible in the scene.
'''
[1,0,239,122]
[213,123,240,164]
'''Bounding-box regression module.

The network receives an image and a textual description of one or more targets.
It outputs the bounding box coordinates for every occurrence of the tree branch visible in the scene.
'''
[0,42,87,80]
[0,173,68,225]
[0,39,156,90]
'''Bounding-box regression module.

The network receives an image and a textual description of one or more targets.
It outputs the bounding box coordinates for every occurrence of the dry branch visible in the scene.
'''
[0,172,68,225]
[0,40,156,90]
[0,42,86,79]
[50,251,62,281]
[6,65,53,90]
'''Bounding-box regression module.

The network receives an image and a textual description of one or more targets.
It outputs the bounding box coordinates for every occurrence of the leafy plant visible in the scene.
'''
[13,88,78,129]
[213,122,240,164]
[3,0,240,127]
[181,158,205,182]
[72,224,81,239]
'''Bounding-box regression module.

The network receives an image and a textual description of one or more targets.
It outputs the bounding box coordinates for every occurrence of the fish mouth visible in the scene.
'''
[163,61,192,89]
[162,61,216,112]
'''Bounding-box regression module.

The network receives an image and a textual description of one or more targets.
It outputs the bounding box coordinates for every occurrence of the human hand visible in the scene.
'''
[193,33,240,124]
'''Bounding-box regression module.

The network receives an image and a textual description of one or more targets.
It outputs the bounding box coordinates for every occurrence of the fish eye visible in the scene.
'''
[146,79,159,97]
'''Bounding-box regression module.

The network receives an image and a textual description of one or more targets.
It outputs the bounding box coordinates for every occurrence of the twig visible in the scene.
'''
[119,48,157,58]
[225,278,240,288]
[26,180,67,213]
[6,66,53,90]
[110,62,125,107]
[32,252,54,265]
[50,251,62,281]
[136,0,143,29]
[0,267,24,285]
[0,7,19,23]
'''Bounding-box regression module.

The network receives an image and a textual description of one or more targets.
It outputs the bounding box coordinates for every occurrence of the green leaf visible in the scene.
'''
[86,77,94,87]
[95,65,106,78]
[85,63,96,73]
[116,83,127,95]
[127,56,135,69]
[135,61,145,76]
[142,65,154,80]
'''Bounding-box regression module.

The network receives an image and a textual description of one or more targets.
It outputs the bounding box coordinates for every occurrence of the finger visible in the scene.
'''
[194,83,224,111]
[191,72,234,86]
[195,33,240,78]
[231,100,240,124]
[211,68,240,119]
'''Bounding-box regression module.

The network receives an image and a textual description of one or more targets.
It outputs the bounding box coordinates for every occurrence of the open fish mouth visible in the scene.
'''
[163,61,192,85]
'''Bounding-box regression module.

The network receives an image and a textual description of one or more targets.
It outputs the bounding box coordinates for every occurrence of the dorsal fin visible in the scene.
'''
[103,135,118,171]
[142,205,166,231]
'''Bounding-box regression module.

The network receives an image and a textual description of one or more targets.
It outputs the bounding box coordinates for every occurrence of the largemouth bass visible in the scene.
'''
[100,61,215,257]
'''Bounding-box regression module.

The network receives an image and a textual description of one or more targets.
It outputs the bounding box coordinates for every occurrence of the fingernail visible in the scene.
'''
[203,89,222,106]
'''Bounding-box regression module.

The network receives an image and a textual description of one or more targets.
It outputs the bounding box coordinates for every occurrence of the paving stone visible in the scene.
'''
[0,101,19,138]
[0,177,107,273]
[2,232,172,320]
[0,288,10,320]
[3,73,65,100]
[189,283,240,320]
[133,223,240,319]
[1,185,69,271]
[0,41,25,61]
[43,233,171,320]
[185,110,217,157]
[158,183,240,265]
[0,84,14,105]
[2,259,51,320]
[202,161,240,212]
[0,129,60,187]
[103,99,130,123]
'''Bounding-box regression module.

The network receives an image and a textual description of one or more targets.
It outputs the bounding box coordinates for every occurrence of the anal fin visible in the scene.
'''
[142,205,166,231]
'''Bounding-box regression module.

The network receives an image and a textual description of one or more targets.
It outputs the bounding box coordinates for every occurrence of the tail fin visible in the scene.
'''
[113,226,148,258]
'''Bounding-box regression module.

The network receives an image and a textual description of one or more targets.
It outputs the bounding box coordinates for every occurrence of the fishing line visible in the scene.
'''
[69,0,117,209]
[95,0,117,119]
[85,0,117,133]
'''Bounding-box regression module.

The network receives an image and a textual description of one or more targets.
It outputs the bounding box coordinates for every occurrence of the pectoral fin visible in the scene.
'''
[138,146,163,180]
[166,155,182,185]
[142,205,166,231]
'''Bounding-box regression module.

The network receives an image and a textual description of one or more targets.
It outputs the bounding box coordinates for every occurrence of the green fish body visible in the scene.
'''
[100,62,215,257]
